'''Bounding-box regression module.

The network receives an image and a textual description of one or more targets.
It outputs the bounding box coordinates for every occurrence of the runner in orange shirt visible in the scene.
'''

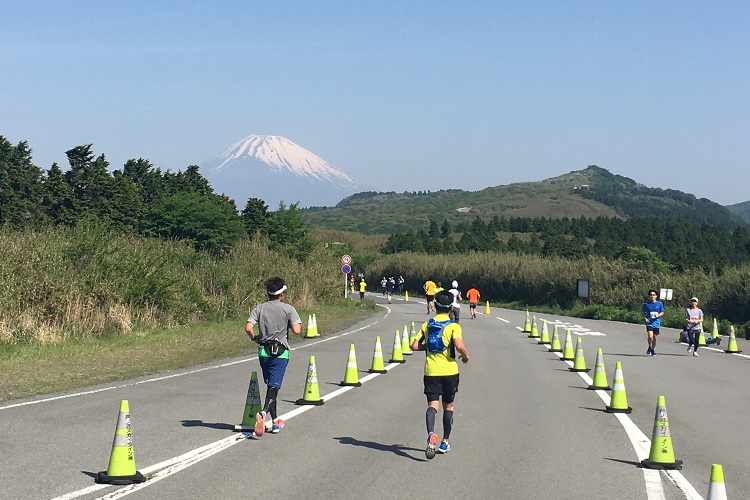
[465,285,481,319]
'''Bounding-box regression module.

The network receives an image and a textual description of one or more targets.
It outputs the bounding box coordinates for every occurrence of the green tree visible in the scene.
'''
[0,137,45,226]
[241,197,270,237]
[268,202,316,261]
[64,145,114,221]
[42,163,76,225]
[440,219,452,238]
[142,191,244,254]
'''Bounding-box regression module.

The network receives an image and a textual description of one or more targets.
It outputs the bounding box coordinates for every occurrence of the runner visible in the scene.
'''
[245,277,302,436]
[411,290,469,459]
[423,278,437,313]
[465,285,481,319]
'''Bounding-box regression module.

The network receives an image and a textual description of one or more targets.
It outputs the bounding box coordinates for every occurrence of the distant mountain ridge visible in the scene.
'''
[202,134,361,209]
[302,165,748,234]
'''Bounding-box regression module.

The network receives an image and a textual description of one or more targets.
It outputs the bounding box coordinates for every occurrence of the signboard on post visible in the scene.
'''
[341,255,353,298]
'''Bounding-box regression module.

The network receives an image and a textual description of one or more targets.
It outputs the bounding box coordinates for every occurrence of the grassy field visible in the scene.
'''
[0,299,379,403]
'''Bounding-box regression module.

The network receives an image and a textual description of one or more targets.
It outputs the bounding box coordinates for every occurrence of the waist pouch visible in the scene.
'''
[262,340,287,357]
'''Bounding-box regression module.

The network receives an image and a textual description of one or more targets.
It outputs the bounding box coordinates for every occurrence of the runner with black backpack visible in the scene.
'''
[411,290,470,459]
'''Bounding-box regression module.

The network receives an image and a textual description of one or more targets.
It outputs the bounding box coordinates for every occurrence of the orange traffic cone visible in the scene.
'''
[641,396,683,470]
[234,371,263,431]
[295,356,324,405]
[96,400,145,485]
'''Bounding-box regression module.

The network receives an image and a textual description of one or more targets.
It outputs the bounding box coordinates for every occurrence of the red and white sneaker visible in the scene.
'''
[254,411,266,437]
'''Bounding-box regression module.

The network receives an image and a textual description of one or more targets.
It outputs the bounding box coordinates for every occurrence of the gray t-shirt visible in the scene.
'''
[685,307,703,331]
[247,300,302,348]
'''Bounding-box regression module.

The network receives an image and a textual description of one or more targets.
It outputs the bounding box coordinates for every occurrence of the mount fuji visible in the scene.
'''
[202,134,362,209]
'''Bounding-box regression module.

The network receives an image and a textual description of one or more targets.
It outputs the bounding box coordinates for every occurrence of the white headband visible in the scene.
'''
[269,285,287,295]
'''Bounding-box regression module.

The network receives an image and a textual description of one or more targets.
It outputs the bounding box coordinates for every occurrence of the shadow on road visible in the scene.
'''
[181,419,235,430]
[604,457,643,467]
[334,436,427,462]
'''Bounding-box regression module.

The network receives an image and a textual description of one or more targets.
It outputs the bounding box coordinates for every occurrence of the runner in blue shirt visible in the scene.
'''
[642,289,665,356]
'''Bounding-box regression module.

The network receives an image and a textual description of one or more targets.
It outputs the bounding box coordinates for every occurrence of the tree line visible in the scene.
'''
[0,136,313,258]
[382,214,750,273]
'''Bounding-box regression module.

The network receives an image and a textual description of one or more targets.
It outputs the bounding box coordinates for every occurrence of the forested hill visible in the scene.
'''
[302,165,747,234]
[726,200,750,222]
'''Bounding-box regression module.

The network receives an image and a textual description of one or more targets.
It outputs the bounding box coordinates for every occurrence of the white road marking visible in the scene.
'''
[545,329,701,500]
[495,317,510,323]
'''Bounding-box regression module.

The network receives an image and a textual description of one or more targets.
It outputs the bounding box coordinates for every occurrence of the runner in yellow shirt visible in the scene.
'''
[411,290,469,459]
[423,278,437,313]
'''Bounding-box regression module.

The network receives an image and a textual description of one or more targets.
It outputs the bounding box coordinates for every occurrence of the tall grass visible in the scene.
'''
[0,223,343,344]
[366,251,750,333]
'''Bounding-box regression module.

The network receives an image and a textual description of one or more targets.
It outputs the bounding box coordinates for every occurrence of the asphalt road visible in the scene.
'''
[1,292,748,499]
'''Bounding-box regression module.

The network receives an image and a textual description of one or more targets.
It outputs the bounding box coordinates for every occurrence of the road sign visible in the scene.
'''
[341,264,352,274]
[341,254,352,265]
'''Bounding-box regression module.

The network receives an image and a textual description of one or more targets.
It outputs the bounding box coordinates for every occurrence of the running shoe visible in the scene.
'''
[425,432,438,460]
[693,351,699,357]
[438,441,451,453]
[254,411,266,437]
[646,348,652,356]
[271,418,285,434]
[651,350,656,356]
[687,345,692,353]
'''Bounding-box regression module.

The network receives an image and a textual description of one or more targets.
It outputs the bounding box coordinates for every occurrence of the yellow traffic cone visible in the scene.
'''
[96,400,145,485]
[538,320,550,344]
[707,464,727,500]
[698,326,707,346]
[312,314,320,337]
[605,362,632,413]
[295,356,324,405]
[368,336,387,373]
[548,326,562,353]
[561,329,575,361]
[529,316,540,338]
[388,330,405,363]
[724,325,742,353]
[340,344,362,387]
[711,318,719,340]
[522,309,531,332]
[234,371,263,431]
[485,301,490,315]
[569,337,590,372]
[401,325,413,355]
[304,314,319,338]
[405,291,409,302]
[587,348,611,390]
[410,322,418,345]
[641,395,683,469]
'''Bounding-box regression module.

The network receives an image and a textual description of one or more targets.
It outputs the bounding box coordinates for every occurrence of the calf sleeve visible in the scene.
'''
[443,410,454,439]
[263,386,279,420]
[425,407,438,434]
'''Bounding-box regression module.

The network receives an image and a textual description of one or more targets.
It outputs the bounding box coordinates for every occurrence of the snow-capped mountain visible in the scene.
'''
[202,134,361,209]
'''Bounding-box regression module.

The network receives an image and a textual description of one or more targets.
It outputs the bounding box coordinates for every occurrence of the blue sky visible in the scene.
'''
[2,1,748,204]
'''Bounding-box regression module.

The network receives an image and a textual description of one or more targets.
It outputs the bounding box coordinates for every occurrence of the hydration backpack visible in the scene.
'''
[426,318,453,353]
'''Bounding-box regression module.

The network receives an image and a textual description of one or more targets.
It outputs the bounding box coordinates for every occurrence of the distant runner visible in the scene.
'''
[465,285,481,319]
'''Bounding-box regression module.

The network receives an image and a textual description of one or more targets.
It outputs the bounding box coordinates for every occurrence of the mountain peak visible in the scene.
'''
[202,134,361,208]
[209,134,357,187]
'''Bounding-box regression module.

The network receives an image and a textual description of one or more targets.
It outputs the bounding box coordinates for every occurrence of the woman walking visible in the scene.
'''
[685,297,704,357]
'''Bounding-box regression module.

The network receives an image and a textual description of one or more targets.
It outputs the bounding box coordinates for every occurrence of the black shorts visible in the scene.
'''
[424,374,460,403]
[647,326,660,336]
[425,294,434,302]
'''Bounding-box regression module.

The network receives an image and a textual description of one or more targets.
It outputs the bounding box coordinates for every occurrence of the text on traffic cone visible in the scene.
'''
[96,400,145,485]
[641,395,683,470]
[234,371,263,431]
[296,356,324,405]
